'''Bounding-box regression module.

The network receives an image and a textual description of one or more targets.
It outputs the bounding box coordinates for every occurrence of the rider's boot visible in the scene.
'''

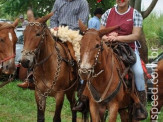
[72,81,88,112]
[134,90,148,120]
[17,71,35,90]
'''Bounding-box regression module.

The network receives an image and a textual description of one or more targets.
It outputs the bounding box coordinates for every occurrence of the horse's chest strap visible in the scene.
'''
[87,80,122,104]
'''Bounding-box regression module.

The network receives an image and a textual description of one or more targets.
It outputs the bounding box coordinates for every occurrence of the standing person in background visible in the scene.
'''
[19,15,28,27]
[88,8,103,30]
[50,0,89,30]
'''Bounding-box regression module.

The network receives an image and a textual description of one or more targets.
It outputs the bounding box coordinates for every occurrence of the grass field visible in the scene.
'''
[0,80,163,122]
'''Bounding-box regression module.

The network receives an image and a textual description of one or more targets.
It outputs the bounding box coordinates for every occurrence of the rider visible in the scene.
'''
[101,0,146,106]
[17,0,89,90]
[73,0,147,115]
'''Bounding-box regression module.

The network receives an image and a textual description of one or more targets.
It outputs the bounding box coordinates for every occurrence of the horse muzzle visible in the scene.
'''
[78,68,94,80]
[1,59,16,74]
[21,55,35,68]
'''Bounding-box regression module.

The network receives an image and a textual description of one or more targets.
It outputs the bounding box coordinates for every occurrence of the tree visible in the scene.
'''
[0,0,115,18]
[1,0,54,18]
[0,0,158,62]
[87,0,115,16]
[129,0,158,63]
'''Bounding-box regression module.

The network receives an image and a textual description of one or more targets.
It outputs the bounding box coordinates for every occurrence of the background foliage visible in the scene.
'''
[0,0,115,19]
[0,0,162,50]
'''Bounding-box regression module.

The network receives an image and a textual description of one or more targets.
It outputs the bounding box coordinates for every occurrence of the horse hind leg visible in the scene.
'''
[66,90,77,122]
[53,92,64,122]
[35,91,46,122]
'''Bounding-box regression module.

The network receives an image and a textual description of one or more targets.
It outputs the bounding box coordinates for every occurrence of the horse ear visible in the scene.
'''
[37,12,54,23]
[12,18,20,28]
[28,16,35,22]
[98,26,119,38]
[78,20,87,33]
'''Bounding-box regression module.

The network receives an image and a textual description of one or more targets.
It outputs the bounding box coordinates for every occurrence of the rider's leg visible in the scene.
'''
[131,49,146,105]
[72,80,88,112]
[131,49,148,120]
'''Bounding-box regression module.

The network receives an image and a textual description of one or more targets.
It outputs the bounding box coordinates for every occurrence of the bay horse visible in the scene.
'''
[21,13,78,122]
[78,20,146,122]
[0,19,19,75]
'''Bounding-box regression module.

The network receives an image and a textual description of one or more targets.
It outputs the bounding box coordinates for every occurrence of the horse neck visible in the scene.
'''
[92,46,119,93]
[37,29,55,65]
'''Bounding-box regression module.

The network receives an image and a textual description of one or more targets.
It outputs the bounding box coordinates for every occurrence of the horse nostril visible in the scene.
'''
[6,65,9,69]
[27,59,30,64]
[21,59,31,68]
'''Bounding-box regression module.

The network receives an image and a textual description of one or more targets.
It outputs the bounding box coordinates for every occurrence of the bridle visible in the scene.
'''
[22,22,46,57]
[78,30,104,79]
[21,22,49,66]
[0,24,16,69]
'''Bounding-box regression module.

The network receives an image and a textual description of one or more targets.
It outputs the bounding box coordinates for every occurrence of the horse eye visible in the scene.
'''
[36,33,41,36]
[95,44,100,48]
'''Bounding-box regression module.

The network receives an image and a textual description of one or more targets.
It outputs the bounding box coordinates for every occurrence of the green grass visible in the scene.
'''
[0,81,163,122]
[143,13,163,48]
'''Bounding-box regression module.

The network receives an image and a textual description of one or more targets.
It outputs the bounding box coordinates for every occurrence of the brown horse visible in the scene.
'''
[150,59,163,121]
[78,21,146,122]
[0,19,19,75]
[21,13,78,122]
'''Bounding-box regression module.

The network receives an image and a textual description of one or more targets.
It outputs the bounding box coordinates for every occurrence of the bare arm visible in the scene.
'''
[101,26,142,43]
[115,26,141,42]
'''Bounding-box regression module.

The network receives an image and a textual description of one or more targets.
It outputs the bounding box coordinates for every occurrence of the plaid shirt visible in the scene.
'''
[50,0,89,30]
[101,6,143,27]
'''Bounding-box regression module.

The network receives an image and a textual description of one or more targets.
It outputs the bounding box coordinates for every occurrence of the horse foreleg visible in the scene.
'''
[89,100,100,122]
[108,102,119,122]
[99,105,107,122]
[35,91,46,122]
[118,109,129,122]
[53,92,64,122]
[66,90,76,122]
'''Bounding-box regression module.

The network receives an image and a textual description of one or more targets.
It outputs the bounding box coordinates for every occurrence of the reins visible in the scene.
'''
[0,54,16,69]
[23,22,77,110]
[0,23,16,88]
[0,74,14,88]
[87,46,122,103]
[79,29,122,103]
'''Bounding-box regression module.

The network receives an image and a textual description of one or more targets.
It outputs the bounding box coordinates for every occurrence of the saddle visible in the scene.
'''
[53,36,77,82]
[106,42,136,66]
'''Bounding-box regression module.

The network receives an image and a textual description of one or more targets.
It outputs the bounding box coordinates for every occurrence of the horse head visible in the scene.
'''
[21,13,53,68]
[0,19,19,74]
[78,20,118,80]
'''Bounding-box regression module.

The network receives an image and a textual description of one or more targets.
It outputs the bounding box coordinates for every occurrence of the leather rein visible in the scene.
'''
[21,22,52,66]
[79,30,122,104]
[22,22,77,110]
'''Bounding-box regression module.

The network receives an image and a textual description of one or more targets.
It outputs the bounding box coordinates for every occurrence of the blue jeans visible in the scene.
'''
[131,49,145,91]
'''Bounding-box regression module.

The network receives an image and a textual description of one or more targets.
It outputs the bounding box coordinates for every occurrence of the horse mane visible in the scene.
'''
[0,22,14,31]
[50,26,82,61]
